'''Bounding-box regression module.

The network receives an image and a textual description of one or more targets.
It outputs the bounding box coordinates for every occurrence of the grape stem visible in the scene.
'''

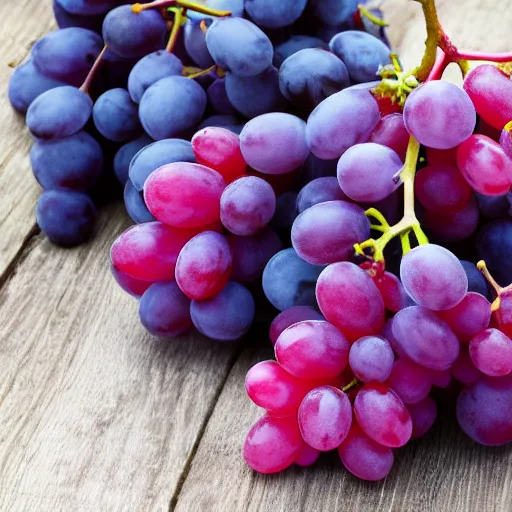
[79,45,108,95]
[476,261,512,312]
[186,64,217,79]
[132,0,231,17]
[166,8,186,53]
[342,378,361,393]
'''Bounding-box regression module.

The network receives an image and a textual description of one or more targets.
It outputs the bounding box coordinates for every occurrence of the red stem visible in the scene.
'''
[456,50,512,63]
[80,45,108,94]
[426,49,449,81]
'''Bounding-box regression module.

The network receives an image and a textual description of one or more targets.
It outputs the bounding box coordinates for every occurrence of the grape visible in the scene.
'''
[291,201,370,265]
[244,415,302,474]
[144,162,225,229]
[296,177,347,213]
[269,306,324,345]
[36,189,97,246]
[26,86,92,140]
[408,396,437,439]
[240,113,309,175]
[492,290,512,338]
[262,248,323,311]
[456,374,512,445]
[460,260,490,299]
[400,244,468,311]
[129,138,195,192]
[30,130,103,191]
[183,20,215,68]
[415,165,473,213]
[425,146,458,167]
[53,0,104,32]
[191,127,246,183]
[500,125,512,158]
[220,177,276,235]
[456,135,512,196]
[437,292,491,343]
[197,114,242,132]
[403,81,476,150]
[391,306,460,370]
[207,79,236,115]
[298,386,352,451]
[370,113,409,161]
[337,142,402,202]
[273,35,328,68]
[245,360,318,417]
[139,281,192,337]
[205,17,273,77]
[271,191,299,229]
[298,154,338,185]
[127,50,183,103]
[32,27,103,86]
[110,222,199,281]
[316,262,385,341]
[114,135,152,186]
[354,384,412,447]
[245,0,307,28]
[306,89,380,159]
[111,264,153,298]
[373,271,413,313]
[102,5,167,58]
[225,67,287,119]
[311,0,360,27]
[427,369,451,388]
[278,48,350,112]
[469,328,512,377]
[175,231,231,300]
[338,423,394,481]
[475,191,511,218]
[190,281,255,341]
[329,31,391,83]
[294,443,320,467]
[100,46,138,90]
[463,64,512,131]
[187,0,245,22]
[124,179,155,224]
[93,88,142,142]
[451,345,483,384]
[57,0,118,16]
[349,336,394,383]
[275,320,350,379]
[388,359,431,405]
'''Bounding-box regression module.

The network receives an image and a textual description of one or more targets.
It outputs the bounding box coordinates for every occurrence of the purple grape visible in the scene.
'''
[273,35,328,68]
[245,0,307,29]
[184,20,215,68]
[113,135,152,186]
[111,264,153,298]
[460,260,490,299]
[311,0,360,27]
[388,359,432,405]
[271,191,299,229]
[296,177,347,212]
[349,336,394,383]
[207,78,236,115]
[53,0,103,32]
[124,179,156,224]
[57,0,119,15]
[408,396,437,439]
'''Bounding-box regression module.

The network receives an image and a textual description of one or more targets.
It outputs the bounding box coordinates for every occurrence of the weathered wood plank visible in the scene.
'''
[0,203,240,512]
[0,0,56,279]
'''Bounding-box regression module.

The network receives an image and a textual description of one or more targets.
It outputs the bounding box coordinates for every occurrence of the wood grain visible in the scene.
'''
[0,0,56,279]
[0,204,240,512]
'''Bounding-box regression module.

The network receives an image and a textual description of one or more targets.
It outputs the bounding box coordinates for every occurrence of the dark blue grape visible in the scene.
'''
[30,130,103,190]
[273,35,328,68]
[127,50,183,103]
[139,76,207,140]
[8,60,67,114]
[225,67,287,118]
[184,20,215,68]
[93,88,142,142]
[114,135,152,186]
[100,47,139,90]
[272,191,299,229]
[57,0,118,15]
[207,78,236,115]
[124,179,156,224]
[311,0,360,27]
[460,260,490,299]
[129,138,195,191]
[32,27,103,86]
[190,281,255,341]
[36,189,97,246]
[139,281,192,337]
[476,192,512,218]
[298,154,338,186]
[279,48,350,112]
[197,114,241,131]
[205,17,273,76]
[329,30,391,83]
[26,86,92,140]
[102,5,167,58]
[245,0,307,28]
[53,0,103,32]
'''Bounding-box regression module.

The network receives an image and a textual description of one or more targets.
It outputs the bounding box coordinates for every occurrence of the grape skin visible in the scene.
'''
[245,0,307,29]
[349,336,394,383]
[469,328,512,377]
[207,79,237,116]
[273,35,328,68]
[269,306,324,345]
[388,359,432,405]
[370,113,409,161]
[296,177,348,213]
[114,135,153,186]
[408,396,437,439]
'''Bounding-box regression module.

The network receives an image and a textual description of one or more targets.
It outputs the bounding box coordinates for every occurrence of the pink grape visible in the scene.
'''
[110,222,199,282]
[245,360,318,417]
[291,200,370,265]
[338,423,394,481]
[427,368,451,388]
[415,164,473,213]
[316,262,385,341]
[144,162,226,228]
[456,135,512,196]
[348,336,394,383]
[437,292,491,343]
[298,386,352,451]
[408,396,437,439]
[463,64,512,130]
[244,415,303,473]
[403,81,476,149]
[469,328,512,377]
[354,384,412,448]
[400,244,468,311]
[269,306,324,345]
[275,320,350,379]
[388,359,432,405]
[373,271,413,313]
[392,306,460,370]
[456,374,512,446]
[294,443,320,467]
[111,264,153,297]
[175,231,232,300]
[370,113,409,160]
[220,176,276,235]
[451,345,483,384]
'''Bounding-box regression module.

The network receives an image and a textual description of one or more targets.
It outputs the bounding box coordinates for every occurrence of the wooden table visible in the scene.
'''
[1,1,511,510]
